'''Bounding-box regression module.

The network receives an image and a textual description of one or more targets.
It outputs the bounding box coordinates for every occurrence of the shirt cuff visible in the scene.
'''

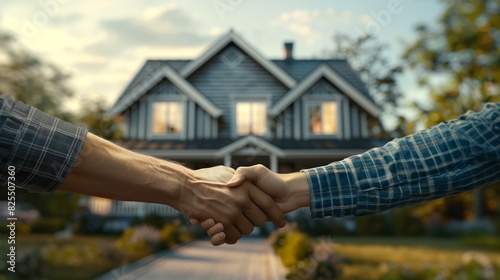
[0,95,87,192]
[302,162,358,219]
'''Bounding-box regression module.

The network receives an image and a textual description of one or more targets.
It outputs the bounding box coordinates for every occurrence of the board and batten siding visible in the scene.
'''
[188,44,289,139]
[124,79,218,140]
[275,78,370,140]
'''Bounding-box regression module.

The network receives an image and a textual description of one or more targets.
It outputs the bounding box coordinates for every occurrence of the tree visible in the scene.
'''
[0,30,75,121]
[404,0,500,127]
[404,0,500,220]
[326,33,406,136]
[77,98,123,140]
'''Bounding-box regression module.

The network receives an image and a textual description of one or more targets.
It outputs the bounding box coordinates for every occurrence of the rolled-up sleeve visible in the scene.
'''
[304,103,500,219]
[0,93,87,192]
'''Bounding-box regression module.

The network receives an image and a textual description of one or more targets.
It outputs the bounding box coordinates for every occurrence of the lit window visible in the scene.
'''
[236,102,266,135]
[152,102,183,135]
[309,102,337,135]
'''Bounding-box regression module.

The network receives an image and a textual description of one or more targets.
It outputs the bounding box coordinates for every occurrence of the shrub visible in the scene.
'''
[160,224,192,248]
[391,209,425,236]
[31,217,66,233]
[356,214,387,236]
[116,225,160,258]
[274,231,312,268]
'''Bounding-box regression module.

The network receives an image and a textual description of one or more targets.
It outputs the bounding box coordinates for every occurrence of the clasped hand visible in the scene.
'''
[180,164,308,246]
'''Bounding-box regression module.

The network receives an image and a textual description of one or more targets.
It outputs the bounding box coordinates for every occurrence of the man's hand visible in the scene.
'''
[178,165,286,244]
[202,164,310,245]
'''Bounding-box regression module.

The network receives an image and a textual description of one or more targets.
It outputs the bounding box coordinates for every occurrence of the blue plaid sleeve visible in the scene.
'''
[303,103,500,218]
[0,93,88,192]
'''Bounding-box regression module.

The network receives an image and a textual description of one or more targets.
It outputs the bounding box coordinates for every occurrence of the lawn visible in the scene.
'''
[330,237,500,280]
[7,234,122,280]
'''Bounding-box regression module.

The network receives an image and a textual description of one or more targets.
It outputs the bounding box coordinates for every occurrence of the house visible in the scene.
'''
[87,30,387,222]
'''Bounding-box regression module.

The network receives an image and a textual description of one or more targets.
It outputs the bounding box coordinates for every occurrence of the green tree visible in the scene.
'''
[404,0,500,127]
[77,98,123,140]
[404,0,500,220]
[0,30,74,121]
[327,32,406,136]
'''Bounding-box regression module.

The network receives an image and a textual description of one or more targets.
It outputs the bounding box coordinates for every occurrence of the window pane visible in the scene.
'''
[251,103,266,135]
[152,102,183,135]
[237,102,266,136]
[309,105,322,134]
[237,103,251,135]
[168,103,182,134]
[152,103,168,135]
[322,102,337,134]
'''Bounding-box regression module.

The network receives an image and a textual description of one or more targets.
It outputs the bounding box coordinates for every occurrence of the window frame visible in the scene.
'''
[231,95,270,138]
[147,96,187,140]
[302,96,343,139]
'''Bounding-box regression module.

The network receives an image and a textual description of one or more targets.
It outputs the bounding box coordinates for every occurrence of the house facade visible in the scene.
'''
[88,30,387,220]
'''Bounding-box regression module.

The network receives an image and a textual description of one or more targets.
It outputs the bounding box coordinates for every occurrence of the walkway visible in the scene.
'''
[95,237,284,280]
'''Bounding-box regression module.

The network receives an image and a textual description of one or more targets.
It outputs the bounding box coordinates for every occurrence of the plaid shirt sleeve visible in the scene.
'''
[0,93,87,193]
[303,103,500,219]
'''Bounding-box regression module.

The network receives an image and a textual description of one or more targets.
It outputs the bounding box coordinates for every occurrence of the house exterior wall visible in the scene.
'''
[188,44,289,139]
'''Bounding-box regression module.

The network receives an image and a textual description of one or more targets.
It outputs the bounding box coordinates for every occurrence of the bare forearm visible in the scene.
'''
[282,172,310,212]
[59,133,190,208]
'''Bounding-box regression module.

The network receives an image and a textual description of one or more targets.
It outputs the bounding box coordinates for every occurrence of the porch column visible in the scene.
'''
[270,154,278,172]
[224,154,232,167]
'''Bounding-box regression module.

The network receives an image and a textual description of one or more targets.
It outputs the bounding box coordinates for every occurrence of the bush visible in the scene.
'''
[160,224,192,248]
[142,213,165,229]
[31,217,66,233]
[356,214,387,236]
[274,231,312,268]
[391,209,425,236]
[116,225,160,256]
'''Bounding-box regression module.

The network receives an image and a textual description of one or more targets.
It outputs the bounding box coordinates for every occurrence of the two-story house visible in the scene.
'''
[86,30,386,224]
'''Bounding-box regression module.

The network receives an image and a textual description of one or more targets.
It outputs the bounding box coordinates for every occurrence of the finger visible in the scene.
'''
[201,219,215,230]
[241,194,268,227]
[234,215,254,235]
[228,165,269,187]
[224,224,242,244]
[248,184,286,228]
[227,171,245,187]
[189,218,200,225]
[207,223,224,237]
[211,232,226,246]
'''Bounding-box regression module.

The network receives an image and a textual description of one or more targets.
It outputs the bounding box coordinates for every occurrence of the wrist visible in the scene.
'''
[282,172,310,212]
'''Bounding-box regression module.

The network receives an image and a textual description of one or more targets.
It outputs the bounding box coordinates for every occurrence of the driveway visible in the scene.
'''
[95,237,284,280]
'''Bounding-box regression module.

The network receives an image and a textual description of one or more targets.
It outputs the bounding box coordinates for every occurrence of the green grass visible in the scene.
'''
[326,236,500,280]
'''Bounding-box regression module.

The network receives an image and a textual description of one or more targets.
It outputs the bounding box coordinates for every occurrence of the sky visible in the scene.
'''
[0,0,444,115]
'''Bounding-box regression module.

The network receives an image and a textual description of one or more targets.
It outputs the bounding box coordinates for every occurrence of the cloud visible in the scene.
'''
[275,8,369,37]
[85,5,210,56]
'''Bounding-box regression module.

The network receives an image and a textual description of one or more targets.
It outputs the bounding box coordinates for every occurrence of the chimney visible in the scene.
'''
[284,41,294,60]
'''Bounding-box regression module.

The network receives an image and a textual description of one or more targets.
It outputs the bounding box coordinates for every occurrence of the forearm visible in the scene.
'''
[281,172,310,212]
[305,103,500,218]
[59,133,191,209]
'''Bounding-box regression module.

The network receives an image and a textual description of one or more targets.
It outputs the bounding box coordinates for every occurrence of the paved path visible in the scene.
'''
[95,237,284,280]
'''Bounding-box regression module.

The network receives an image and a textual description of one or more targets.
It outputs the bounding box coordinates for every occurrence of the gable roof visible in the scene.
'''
[109,65,222,117]
[110,30,380,119]
[215,135,285,157]
[272,59,371,100]
[180,30,296,88]
[270,64,382,117]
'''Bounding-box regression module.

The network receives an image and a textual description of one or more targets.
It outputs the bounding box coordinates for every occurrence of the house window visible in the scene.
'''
[309,102,338,135]
[236,102,266,135]
[152,102,183,135]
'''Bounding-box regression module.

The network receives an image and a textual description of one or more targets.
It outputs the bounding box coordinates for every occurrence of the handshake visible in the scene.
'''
[179,165,311,246]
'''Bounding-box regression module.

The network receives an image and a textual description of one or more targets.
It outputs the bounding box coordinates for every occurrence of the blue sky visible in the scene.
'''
[0,0,444,114]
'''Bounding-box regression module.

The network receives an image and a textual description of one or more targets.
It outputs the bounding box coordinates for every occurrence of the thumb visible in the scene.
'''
[227,170,245,187]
